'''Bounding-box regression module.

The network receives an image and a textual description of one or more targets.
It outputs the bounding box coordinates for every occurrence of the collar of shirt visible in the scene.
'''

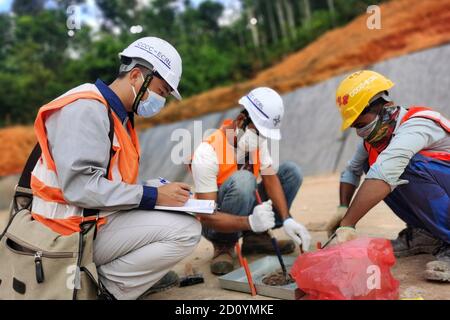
[95,79,134,125]
[394,107,408,134]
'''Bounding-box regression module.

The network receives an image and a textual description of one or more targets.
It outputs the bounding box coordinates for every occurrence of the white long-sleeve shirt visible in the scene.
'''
[341,107,450,190]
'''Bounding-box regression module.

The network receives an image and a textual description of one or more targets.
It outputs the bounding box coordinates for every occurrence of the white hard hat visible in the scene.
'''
[119,37,183,100]
[238,87,284,140]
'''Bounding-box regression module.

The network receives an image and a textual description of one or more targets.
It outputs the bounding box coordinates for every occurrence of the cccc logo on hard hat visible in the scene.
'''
[248,93,264,110]
[135,41,172,69]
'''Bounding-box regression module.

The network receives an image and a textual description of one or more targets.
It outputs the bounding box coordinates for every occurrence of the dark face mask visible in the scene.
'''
[365,106,400,149]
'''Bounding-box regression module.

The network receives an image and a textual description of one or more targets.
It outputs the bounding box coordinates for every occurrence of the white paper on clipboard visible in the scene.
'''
[155,199,216,215]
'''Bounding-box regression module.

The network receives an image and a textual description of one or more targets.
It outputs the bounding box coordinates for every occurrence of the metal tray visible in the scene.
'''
[218,256,302,300]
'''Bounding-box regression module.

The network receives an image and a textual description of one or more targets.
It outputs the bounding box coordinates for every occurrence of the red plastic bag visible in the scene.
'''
[291,237,399,300]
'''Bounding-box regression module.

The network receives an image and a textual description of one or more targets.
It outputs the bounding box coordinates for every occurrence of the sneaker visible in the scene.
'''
[138,271,180,298]
[424,243,450,282]
[391,227,442,258]
[241,231,295,255]
[210,242,235,276]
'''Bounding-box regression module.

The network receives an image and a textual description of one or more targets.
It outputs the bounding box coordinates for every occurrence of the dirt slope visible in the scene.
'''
[0,126,36,176]
[138,0,450,128]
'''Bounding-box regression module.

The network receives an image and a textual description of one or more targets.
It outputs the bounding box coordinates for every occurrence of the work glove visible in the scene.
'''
[283,218,312,252]
[325,206,348,237]
[335,226,357,244]
[248,200,275,233]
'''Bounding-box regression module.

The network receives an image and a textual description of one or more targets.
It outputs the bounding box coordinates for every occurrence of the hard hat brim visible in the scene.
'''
[341,119,353,131]
[172,89,182,100]
[256,124,281,140]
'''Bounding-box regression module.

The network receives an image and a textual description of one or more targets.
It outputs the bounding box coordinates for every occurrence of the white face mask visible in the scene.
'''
[131,73,166,118]
[237,128,260,152]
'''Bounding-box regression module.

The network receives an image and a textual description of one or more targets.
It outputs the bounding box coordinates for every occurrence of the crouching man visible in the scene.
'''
[191,87,311,275]
[328,70,450,282]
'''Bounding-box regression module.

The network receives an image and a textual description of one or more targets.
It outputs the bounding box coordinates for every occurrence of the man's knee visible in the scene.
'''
[278,161,303,187]
[223,170,257,197]
[180,217,202,246]
[218,171,257,216]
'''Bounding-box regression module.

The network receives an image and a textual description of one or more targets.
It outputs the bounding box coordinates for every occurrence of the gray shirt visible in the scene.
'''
[341,107,450,190]
[45,98,145,212]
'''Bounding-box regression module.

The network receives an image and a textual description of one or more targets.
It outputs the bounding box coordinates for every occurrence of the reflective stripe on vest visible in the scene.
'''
[204,119,261,187]
[31,86,140,235]
[365,106,450,166]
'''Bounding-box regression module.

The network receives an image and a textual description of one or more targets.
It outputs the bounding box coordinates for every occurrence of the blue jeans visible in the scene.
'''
[383,154,450,244]
[202,161,303,245]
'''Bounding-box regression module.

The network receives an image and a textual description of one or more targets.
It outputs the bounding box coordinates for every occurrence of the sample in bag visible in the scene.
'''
[290,237,399,300]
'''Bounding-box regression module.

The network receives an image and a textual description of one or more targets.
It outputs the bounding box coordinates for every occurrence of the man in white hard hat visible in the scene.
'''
[191,87,311,275]
[27,36,277,299]
[27,37,200,300]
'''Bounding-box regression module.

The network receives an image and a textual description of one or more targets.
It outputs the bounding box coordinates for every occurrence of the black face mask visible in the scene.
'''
[366,106,400,150]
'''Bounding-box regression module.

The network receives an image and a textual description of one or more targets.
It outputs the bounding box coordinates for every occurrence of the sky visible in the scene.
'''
[0,0,241,14]
[0,0,242,32]
[0,0,12,12]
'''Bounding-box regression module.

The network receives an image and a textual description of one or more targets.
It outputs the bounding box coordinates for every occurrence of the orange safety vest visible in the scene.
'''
[365,106,450,166]
[31,85,140,235]
[204,119,261,187]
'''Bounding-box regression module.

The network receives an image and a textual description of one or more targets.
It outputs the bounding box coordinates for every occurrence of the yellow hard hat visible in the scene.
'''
[336,70,395,131]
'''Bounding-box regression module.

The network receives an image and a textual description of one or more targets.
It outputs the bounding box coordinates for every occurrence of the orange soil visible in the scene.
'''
[1,0,450,177]
[138,0,450,128]
[0,126,36,176]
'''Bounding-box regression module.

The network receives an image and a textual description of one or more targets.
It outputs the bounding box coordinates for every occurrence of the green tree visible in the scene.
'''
[12,0,45,16]
[0,0,389,126]
[95,0,138,31]
[198,0,224,32]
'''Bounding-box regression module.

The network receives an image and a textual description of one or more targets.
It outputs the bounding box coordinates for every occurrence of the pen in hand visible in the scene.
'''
[158,177,193,196]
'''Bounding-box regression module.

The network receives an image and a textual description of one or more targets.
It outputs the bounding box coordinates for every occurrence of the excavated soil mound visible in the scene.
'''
[0,126,36,176]
[138,0,450,128]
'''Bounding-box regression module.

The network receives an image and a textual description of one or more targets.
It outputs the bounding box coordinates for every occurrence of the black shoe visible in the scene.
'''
[138,271,180,299]
[391,227,442,258]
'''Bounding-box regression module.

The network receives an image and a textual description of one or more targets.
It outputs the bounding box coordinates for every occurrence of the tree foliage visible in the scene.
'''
[0,0,387,126]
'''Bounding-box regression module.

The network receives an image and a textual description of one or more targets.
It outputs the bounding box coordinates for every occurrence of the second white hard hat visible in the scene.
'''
[119,37,183,100]
[238,87,284,140]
